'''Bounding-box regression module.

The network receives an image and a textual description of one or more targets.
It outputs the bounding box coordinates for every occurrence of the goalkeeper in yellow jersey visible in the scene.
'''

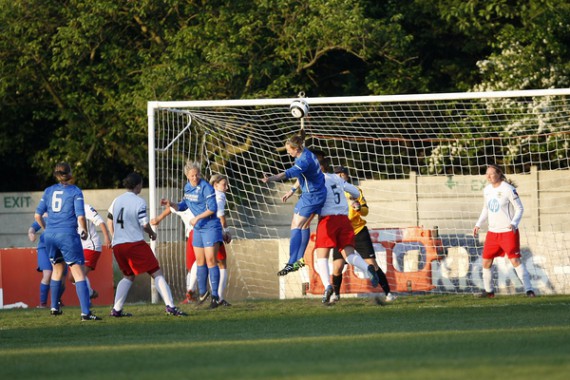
[330,166,396,302]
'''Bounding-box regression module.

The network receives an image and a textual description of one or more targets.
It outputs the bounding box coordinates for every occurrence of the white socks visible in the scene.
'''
[187,263,198,292]
[483,267,493,293]
[316,258,330,287]
[155,275,175,306]
[113,278,133,311]
[345,253,369,273]
[483,264,533,293]
[218,268,228,300]
[514,264,533,292]
[85,276,93,297]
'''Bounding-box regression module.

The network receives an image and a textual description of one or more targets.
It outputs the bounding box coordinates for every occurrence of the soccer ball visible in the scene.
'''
[290,99,309,118]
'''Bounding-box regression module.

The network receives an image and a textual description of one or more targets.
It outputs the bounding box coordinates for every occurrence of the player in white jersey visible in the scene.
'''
[210,174,232,306]
[79,203,111,299]
[151,205,199,304]
[107,172,186,317]
[309,157,380,304]
[330,166,396,303]
[473,164,535,298]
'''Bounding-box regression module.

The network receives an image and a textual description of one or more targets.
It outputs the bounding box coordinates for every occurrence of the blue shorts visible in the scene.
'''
[44,231,85,266]
[294,190,327,218]
[36,246,52,272]
[193,224,223,248]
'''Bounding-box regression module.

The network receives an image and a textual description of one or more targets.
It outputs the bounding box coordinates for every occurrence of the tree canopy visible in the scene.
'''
[1,0,569,190]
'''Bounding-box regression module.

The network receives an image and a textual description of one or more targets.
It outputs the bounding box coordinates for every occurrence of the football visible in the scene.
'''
[290,99,309,118]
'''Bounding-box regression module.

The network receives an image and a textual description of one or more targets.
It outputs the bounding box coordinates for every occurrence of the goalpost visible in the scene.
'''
[148,89,570,301]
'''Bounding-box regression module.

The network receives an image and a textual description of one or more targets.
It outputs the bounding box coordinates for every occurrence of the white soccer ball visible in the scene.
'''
[290,99,309,118]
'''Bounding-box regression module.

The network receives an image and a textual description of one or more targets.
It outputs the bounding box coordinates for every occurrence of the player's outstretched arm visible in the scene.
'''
[261,172,287,184]
[151,204,173,226]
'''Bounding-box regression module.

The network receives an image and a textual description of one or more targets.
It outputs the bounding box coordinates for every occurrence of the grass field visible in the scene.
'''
[1,294,569,380]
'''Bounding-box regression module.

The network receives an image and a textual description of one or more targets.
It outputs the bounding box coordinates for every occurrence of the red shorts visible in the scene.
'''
[482,230,521,260]
[315,215,355,250]
[112,241,160,276]
[83,249,101,270]
[186,230,196,270]
[186,230,226,268]
[218,243,227,261]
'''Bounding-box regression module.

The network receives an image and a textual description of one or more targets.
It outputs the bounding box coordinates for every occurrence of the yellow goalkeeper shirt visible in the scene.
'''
[345,187,369,235]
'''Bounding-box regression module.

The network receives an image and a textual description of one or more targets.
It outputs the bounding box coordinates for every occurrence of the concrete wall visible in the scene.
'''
[360,168,570,235]
[0,189,149,248]
[1,168,569,300]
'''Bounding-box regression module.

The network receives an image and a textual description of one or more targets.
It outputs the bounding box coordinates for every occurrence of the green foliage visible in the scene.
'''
[1,0,569,190]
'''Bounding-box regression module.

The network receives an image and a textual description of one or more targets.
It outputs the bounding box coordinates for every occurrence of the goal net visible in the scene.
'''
[148,89,570,301]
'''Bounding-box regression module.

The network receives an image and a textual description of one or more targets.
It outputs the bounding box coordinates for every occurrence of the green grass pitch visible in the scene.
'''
[1,294,569,379]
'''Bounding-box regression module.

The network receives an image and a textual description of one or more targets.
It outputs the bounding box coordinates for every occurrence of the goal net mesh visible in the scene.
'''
[149,90,570,300]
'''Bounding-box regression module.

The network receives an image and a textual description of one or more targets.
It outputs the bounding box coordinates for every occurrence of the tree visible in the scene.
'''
[0,0,420,190]
[426,0,570,174]
[2,0,567,190]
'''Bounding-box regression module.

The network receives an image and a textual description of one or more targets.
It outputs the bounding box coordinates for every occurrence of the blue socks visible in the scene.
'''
[208,266,220,298]
[75,280,91,315]
[49,280,61,309]
[197,264,220,299]
[289,228,302,264]
[197,265,209,296]
[40,283,50,305]
[295,228,310,262]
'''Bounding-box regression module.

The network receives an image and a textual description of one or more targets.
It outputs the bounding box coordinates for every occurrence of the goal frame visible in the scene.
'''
[147,88,570,301]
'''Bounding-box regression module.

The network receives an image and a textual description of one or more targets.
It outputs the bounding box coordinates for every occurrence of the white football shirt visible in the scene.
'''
[170,207,195,237]
[108,192,149,246]
[80,203,104,251]
[215,190,226,218]
[320,173,361,216]
[475,181,524,233]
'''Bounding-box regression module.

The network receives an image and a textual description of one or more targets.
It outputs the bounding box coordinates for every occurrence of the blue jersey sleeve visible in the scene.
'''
[178,200,188,212]
[74,189,85,217]
[35,190,49,216]
[31,221,41,232]
[285,156,309,179]
[204,187,218,214]
[284,148,325,194]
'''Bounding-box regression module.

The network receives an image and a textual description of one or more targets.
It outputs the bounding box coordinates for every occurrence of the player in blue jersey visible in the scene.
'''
[162,161,224,309]
[261,134,327,276]
[34,162,101,321]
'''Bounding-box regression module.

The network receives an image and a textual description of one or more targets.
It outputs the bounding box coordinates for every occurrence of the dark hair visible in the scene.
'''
[334,165,349,176]
[123,172,143,190]
[54,162,72,182]
[319,157,330,172]
[310,149,326,159]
